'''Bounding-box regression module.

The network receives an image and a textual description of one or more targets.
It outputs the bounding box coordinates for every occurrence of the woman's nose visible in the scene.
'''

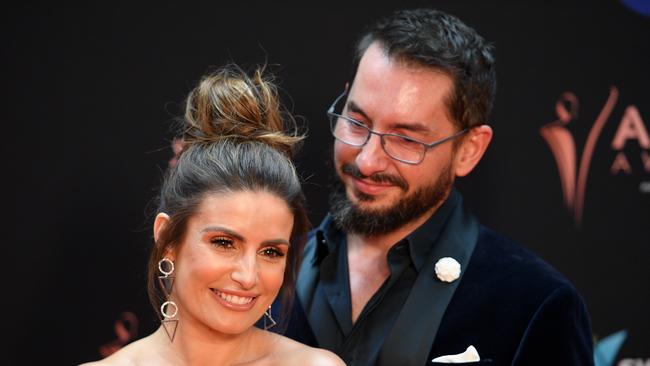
[230,253,257,289]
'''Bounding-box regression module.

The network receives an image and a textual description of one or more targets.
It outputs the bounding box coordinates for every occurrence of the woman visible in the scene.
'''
[83,65,344,365]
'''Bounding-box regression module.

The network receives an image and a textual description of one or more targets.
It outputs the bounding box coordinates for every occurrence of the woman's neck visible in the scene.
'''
[153,319,267,366]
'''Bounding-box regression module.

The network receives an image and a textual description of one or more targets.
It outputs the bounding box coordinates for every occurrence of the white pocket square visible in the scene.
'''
[431,345,480,363]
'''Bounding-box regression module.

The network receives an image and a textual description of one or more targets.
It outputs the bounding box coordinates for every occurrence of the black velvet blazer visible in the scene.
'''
[284,202,594,366]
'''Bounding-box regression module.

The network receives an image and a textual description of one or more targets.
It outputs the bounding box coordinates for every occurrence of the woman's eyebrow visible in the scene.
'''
[262,239,291,246]
[201,227,290,246]
[201,226,244,241]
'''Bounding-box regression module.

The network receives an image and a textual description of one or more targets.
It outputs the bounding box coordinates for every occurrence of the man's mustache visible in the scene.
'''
[341,163,409,192]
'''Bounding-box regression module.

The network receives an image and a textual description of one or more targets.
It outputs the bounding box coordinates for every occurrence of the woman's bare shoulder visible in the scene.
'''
[268,333,345,366]
[290,347,345,366]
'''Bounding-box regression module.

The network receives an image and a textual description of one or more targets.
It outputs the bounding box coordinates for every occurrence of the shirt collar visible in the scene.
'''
[315,187,462,270]
[407,188,461,271]
[314,214,341,264]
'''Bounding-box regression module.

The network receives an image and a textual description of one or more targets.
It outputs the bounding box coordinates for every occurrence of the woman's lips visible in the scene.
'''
[210,289,258,311]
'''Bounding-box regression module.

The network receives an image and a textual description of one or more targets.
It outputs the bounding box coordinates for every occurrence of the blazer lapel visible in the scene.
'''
[377,202,479,366]
[296,234,318,312]
[296,227,344,348]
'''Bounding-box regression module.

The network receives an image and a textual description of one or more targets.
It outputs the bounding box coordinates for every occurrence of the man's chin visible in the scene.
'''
[352,196,392,211]
[330,161,454,237]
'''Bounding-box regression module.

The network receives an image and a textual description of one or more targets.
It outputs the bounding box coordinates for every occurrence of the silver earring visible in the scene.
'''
[158,257,178,342]
[264,305,277,330]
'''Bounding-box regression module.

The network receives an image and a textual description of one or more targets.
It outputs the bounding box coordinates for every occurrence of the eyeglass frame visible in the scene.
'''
[327,91,469,165]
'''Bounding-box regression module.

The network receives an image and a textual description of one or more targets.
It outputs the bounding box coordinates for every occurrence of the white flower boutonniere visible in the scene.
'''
[434,257,461,282]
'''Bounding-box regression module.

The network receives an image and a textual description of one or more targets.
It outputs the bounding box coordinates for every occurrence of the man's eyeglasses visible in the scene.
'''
[327,91,468,165]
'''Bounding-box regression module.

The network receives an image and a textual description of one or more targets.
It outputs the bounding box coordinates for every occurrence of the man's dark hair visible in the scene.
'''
[352,8,496,129]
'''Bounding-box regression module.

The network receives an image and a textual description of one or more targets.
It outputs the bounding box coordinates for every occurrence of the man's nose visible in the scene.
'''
[231,253,257,289]
[355,133,390,176]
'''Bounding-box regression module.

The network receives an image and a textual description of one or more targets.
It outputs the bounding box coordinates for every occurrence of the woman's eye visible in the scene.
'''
[260,247,285,258]
[210,237,234,248]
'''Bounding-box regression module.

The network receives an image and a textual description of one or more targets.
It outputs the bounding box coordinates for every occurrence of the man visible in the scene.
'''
[286,8,593,365]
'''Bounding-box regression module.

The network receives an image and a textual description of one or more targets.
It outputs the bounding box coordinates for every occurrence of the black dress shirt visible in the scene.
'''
[312,191,460,365]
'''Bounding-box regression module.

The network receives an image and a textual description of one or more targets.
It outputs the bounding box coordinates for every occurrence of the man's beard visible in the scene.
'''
[329,162,453,237]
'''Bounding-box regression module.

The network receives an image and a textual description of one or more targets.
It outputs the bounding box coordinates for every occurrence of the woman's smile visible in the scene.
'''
[211,288,258,311]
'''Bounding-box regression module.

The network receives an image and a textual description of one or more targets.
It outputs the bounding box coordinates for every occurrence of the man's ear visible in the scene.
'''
[453,125,493,177]
[153,212,174,260]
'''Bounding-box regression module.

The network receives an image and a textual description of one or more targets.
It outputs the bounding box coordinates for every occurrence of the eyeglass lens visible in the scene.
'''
[330,114,425,163]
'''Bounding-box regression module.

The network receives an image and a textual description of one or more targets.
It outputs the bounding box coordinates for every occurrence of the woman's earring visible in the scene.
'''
[158,257,178,342]
[264,305,277,330]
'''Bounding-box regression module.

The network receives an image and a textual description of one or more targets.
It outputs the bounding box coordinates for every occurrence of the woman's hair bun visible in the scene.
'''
[181,64,303,157]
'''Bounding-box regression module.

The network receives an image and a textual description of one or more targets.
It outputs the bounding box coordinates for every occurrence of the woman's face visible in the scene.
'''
[158,190,294,335]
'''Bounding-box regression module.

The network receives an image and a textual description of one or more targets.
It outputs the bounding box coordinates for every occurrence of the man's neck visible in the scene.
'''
[345,196,448,323]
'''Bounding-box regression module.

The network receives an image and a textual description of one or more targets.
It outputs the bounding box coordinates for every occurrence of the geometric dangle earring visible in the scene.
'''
[158,257,178,342]
[263,305,277,330]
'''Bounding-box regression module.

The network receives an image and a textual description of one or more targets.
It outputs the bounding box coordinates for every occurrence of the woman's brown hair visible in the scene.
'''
[147,64,308,331]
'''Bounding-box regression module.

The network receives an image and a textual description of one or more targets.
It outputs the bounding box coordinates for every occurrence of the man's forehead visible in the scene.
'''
[347,75,454,134]
[347,98,435,134]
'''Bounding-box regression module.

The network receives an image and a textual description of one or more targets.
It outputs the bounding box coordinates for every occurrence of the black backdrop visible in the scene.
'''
[7,1,649,365]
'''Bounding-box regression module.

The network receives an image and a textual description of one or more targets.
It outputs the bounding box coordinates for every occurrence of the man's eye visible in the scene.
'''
[210,237,234,248]
[394,135,423,148]
[260,247,285,258]
[349,122,366,130]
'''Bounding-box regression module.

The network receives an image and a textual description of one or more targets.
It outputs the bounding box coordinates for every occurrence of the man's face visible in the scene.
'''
[330,42,460,236]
